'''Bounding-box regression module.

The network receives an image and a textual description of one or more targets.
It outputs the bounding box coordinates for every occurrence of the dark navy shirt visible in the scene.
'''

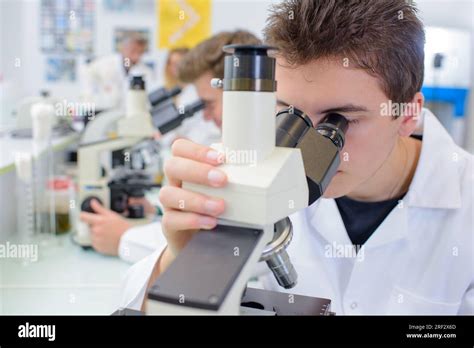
[335,195,405,246]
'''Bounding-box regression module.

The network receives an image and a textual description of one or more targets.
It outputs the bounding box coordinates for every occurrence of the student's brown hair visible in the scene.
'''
[177,30,262,83]
[165,47,190,88]
[264,0,425,104]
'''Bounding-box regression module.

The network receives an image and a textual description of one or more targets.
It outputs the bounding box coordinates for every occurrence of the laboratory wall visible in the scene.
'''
[417,0,474,152]
[0,0,275,129]
[1,0,473,151]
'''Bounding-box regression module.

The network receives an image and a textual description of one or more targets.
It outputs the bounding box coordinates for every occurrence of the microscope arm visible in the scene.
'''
[78,137,144,182]
[80,109,125,145]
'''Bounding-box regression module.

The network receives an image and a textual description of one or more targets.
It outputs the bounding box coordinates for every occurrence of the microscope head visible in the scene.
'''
[276,107,348,205]
[261,108,348,289]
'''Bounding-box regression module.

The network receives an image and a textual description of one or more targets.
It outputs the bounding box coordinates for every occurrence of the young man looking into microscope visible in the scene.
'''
[121,0,473,314]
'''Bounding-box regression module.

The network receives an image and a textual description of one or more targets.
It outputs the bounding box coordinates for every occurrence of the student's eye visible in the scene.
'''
[347,119,360,125]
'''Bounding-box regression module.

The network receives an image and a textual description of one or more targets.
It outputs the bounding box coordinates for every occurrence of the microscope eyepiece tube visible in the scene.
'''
[276,107,349,205]
[129,75,145,90]
[276,108,313,147]
[126,75,148,118]
[276,108,349,150]
[222,45,277,92]
[221,45,278,164]
[316,113,349,150]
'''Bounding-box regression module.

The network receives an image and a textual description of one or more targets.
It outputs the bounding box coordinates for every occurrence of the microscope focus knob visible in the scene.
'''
[81,196,103,213]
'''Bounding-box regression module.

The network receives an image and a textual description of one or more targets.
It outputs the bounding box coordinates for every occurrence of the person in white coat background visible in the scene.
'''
[120,0,473,315]
[81,33,154,111]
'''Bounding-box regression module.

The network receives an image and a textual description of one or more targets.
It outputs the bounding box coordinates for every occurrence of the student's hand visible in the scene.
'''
[128,197,156,215]
[158,139,227,259]
[79,199,131,256]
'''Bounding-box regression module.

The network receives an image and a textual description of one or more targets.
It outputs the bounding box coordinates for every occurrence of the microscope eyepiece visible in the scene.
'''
[149,86,182,107]
[276,106,349,205]
[276,107,349,150]
[268,108,349,290]
[130,75,145,90]
[316,113,348,150]
[275,107,312,148]
[222,44,277,92]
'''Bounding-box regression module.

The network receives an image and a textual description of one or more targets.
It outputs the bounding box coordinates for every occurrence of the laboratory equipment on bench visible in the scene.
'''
[44,177,75,235]
[10,90,75,139]
[14,102,59,249]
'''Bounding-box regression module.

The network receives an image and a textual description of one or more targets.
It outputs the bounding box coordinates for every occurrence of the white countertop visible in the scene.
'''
[0,233,130,315]
[0,132,79,175]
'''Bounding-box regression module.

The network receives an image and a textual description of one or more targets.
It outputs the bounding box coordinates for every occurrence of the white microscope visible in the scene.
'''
[75,75,158,247]
[79,85,183,144]
[75,76,206,247]
[144,45,348,315]
[10,90,75,138]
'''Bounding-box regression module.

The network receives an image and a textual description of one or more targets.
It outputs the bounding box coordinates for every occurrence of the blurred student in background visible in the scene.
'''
[164,47,189,90]
[81,33,155,111]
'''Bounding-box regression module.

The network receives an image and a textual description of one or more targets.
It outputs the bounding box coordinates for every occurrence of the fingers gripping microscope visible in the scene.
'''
[145,46,348,315]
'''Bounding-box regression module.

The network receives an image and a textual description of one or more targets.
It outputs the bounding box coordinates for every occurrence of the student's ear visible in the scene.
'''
[398,92,424,137]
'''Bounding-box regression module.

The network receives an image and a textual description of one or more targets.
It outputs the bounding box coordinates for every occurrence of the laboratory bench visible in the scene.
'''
[0,132,80,242]
[0,233,130,315]
[0,131,79,175]
[0,131,131,315]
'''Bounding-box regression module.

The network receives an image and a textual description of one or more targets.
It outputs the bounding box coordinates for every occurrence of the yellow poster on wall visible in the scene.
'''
[157,0,212,49]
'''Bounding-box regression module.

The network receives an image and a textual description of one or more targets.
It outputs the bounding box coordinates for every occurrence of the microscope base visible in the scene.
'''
[241,287,332,315]
[114,288,332,316]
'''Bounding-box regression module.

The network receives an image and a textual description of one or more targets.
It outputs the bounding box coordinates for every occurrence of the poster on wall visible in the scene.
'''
[40,0,95,54]
[157,0,212,49]
[40,0,95,83]
[104,0,154,13]
[45,57,76,82]
[103,0,134,12]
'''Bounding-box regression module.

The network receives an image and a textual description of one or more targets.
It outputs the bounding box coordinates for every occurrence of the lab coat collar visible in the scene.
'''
[308,198,353,247]
[308,197,408,249]
[405,108,462,209]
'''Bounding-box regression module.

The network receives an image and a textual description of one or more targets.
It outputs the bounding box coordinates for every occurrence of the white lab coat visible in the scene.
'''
[117,222,166,264]
[119,109,474,315]
[81,54,155,110]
